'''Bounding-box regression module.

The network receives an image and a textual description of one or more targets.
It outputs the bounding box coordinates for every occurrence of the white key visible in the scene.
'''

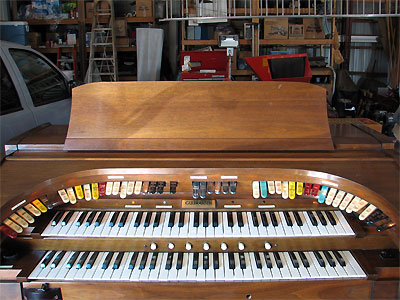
[335,251,358,278]
[196,253,205,281]
[303,251,321,279]
[57,212,80,236]
[222,212,232,237]
[312,211,329,236]
[339,193,354,210]
[258,252,273,279]
[118,212,133,237]
[109,213,124,237]
[130,253,143,281]
[247,212,259,237]
[273,212,286,237]
[139,253,152,281]
[205,213,214,238]
[42,212,67,236]
[53,251,76,280]
[341,251,366,277]
[82,211,101,237]
[158,253,170,281]
[135,213,147,237]
[177,253,189,281]
[75,252,93,280]
[242,253,254,280]
[186,253,197,281]
[205,253,214,281]
[168,253,179,281]
[294,252,311,279]
[223,253,234,280]
[334,211,355,235]
[252,181,260,199]
[214,212,224,238]
[48,251,71,279]
[153,212,165,238]
[36,251,62,280]
[233,253,244,281]
[105,182,113,195]
[250,253,263,280]
[267,181,275,194]
[278,252,293,279]
[29,251,53,279]
[297,212,312,236]
[91,212,110,237]
[127,181,135,195]
[112,182,120,196]
[328,211,347,236]
[188,212,197,238]
[319,251,339,278]
[289,212,303,236]
[112,252,129,280]
[231,213,241,237]
[143,212,156,238]
[321,211,338,235]
[328,251,347,278]
[309,251,329,279]
[65,212,83,236]
[75,213,91,237]
[170,213,180,238]
[149,253,164,281]
[303,211,321,236]
[160,212,171,237]
[215,253,225,281]
[282,252,301,279]
[256,212,269,237]
[179,212,190,237]
[325,188,337,206]
[119,181,128,199]
[267,252,282,279]
[134,181,142,195]
[100,212,115,237]
[120,252,134,281]
[65,252,86,280]
[197,212,206,238]
[126,212,138,237]
[279,212,294,237]
[92,252,111,280]
[240,212,251,237]
[83,252,105,280]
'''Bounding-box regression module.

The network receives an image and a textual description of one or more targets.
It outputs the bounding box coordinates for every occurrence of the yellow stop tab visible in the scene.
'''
[288,181,296,199]
[92,183,99,200]
[74,185,84,200]
[296,182,303,195]
[32,199,47,213]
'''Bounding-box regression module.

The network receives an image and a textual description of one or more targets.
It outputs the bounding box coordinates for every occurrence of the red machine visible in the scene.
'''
[180,51,228,81]
[245,53,312,82]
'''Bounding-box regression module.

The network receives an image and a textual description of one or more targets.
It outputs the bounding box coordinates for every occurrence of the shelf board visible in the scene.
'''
[232,69,253,76]
[183,39,251,46]
[260,39,333,45]
[34,47,76,53]
[85,17,154,24]
[25,19,78,25]
[119,75,137,81]
[85,46,136,52]
[311,68,333,76]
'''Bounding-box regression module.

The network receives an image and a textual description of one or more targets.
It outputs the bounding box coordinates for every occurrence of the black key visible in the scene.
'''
[237,212,244,227]
[263,252,273,268]
[203,253,209,270]
[77,251,90,269]
[192,253,199,270]
[109,212,120,227]
[193,212,200,227]
[51,251,66,269]
[94,211,106,227]
[85,211,97,227]
[128,252,139,269]
[41,251,56,268]
[316,211,327,226]
[66,251,80,269]
[269,212,278,227]
[51,211,63,226]
[313,251,326,267]
[293,211,303,226]
[119,212,129,227]
[169,181,178,194]
[251,212,259,227]
[134,212,143,227]
[298,252,309,268]
[283,212,293,226]
[199,181,207,199]
[165,252,173,270]
[307,211,318,226]
[148,182,157,194]
[144,212,152,227]
[203,212,209,227]
[239,253,246,269]
[149,252,159,270]
[61,211,74,226]
[176,252,183,270]
[213,253,219,269]
[86,252,99,269]
[228,253,235,269]
[227,212,234,227]
[192,182,200,199]
[288,252,299,268]
[254,252,262,269]
[332,251,346,267]
[113,252,124,269]
[75,211,88,227]
[168,212,176,227]
[102,252,114,269]
[139,252,149,270]
[156,181,166,194]
[323,251,336,267]
[273,252,283,268]
[325,211,337,226]
[229,181,237,194]
[212,212,218,227]
[222,182,229,194]
[207,182,214,194]
[178,212,185,227]
[153,212,162,227]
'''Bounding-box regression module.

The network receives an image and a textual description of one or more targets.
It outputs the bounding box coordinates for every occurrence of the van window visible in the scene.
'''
[1,58,22,115]
[9,49,70,107]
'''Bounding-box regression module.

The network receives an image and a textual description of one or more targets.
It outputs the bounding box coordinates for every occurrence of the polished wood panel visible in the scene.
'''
[64,82,333,151]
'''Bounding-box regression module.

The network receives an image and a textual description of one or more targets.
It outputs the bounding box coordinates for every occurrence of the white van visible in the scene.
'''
[0,40,72,156]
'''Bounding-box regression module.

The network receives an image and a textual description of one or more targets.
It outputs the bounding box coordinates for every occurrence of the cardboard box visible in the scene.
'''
[115,19,127,37]
[28,32,41,48]
[85,2,94,19]
[116,37,131,46]
[264,18,288,40]
[136,0,153,17]
[303,18,325,39]
[289,24,304,39]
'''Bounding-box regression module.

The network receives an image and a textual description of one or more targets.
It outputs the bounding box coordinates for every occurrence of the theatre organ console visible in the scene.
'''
[0,82,399,300]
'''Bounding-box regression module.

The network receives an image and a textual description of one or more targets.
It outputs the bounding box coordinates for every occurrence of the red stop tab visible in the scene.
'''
[304,183,312,196]
[311,184,321,197]
[0,225,18,239]
[98,182,106,196]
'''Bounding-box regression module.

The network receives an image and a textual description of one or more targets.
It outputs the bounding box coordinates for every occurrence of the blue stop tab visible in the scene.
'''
[260,181,268,198]
[318,186,329,203]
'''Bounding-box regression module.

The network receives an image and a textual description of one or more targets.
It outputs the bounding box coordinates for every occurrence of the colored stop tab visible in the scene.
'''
[311,184,321,197]
[92,183,99,200]
[32,199,47,213]
[288,181,296,199]
[98,182,106,196]
[304,183,312,196]
[74,185,84,200]
[0,225,18,238]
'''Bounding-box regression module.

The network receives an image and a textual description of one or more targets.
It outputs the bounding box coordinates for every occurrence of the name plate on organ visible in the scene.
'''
[182,200,216,208]
[64,81,333,151]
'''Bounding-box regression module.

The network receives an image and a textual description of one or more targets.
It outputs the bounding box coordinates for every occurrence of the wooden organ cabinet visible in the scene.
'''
[0,82,399,300]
